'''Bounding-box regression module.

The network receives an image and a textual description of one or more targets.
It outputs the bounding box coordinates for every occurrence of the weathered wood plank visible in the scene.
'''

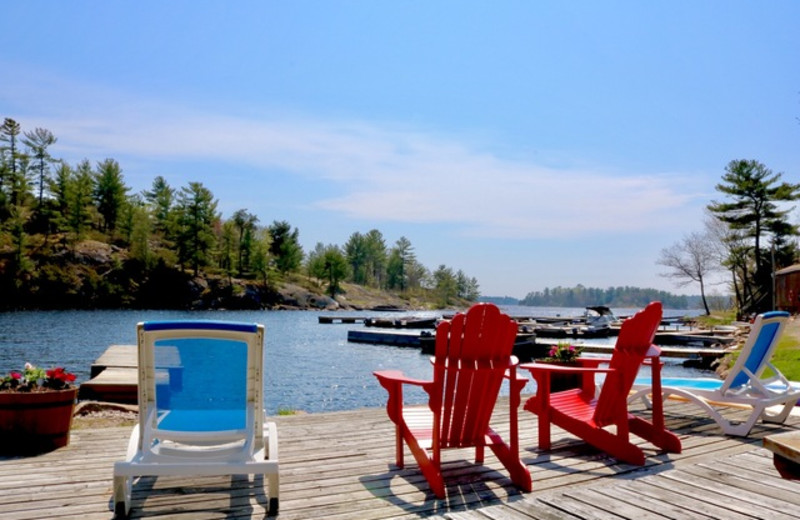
[0,400,797,519]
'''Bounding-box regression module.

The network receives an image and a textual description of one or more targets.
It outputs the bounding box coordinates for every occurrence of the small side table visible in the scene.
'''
[763,430,800,480]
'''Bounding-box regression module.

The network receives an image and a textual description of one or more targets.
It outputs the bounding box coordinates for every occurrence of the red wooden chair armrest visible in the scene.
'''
[505,369,529,383]
[519,363,614,375]
[373,370,431,388]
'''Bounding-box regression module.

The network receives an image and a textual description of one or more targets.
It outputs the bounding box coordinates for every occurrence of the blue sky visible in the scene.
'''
[2,1,799,299]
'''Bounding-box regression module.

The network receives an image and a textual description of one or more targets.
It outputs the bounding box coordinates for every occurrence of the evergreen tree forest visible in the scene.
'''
[0,118,479,309]
[519,285,690,309]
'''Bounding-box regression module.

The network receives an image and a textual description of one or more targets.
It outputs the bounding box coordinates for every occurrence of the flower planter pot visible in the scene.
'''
[0,388,78,455]
[540,361,582,393]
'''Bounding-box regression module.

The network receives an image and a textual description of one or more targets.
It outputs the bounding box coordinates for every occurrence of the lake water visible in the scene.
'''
[0,305,711,414]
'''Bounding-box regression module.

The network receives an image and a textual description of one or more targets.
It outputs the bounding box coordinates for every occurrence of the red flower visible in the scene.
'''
[10,372,21,380]
[46,367,76,382]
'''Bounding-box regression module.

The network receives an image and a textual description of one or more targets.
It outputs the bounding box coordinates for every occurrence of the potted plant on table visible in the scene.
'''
[540,342,585,392]
[0,363,78,455]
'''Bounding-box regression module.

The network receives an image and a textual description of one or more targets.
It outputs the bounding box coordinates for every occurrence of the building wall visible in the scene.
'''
[776,265,800,314]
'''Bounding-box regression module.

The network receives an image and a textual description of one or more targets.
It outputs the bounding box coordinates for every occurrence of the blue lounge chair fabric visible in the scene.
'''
[630,311,799,436]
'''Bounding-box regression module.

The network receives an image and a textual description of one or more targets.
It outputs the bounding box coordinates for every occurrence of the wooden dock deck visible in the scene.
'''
[1,398,798,519]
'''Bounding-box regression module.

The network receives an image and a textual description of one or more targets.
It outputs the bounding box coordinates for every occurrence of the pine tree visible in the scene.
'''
[707,159,800,312]
[22,127,57,207]
[93,158,129,234]
[268,220,303,274]
[175,182,219,276]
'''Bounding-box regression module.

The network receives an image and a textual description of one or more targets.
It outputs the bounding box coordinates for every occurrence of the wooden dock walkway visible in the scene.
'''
[1,398,798,519]
[78,345,139,404]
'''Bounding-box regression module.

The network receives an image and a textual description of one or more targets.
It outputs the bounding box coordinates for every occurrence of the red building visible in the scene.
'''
[776,263,800,314]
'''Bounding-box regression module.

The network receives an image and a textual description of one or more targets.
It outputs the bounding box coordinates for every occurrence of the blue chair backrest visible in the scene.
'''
[728,311,789,389]
[143,321,259,432]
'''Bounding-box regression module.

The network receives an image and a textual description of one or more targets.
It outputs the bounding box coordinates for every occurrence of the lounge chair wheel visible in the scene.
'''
[114,501,128,519]
[269,497,279,516]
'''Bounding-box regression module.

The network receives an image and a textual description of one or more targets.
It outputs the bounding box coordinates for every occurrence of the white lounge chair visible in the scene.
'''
[630,311,799,436]
[113,321,279,518]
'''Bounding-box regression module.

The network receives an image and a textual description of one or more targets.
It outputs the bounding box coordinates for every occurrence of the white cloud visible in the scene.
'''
[3,63,708,239]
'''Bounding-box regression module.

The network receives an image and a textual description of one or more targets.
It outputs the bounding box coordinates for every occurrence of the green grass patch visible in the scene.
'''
[772,332,800,381]
[693,310,737,328]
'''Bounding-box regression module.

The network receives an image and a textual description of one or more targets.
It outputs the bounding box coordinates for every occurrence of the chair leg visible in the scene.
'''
[761,401,796,425]
[399,425,445,498]
[628,416,682,454]
[525,381,557,451]
[488,440,532,492]
[594,436,645,466]
[395,425,404,468]
[537,411,552,450]
[112,475,131,519]
[564,419,645,465]
[267,473,279,515]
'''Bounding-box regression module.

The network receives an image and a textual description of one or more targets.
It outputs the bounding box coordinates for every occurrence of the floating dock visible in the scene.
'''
[78,344,139,404]
[346,329,727,367]
[318,316,367,324]
[319,315,439,328]
[348,329,550,359]
[347,329,434,348]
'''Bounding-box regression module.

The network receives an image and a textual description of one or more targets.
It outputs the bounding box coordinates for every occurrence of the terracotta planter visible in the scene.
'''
[0,387,78,455]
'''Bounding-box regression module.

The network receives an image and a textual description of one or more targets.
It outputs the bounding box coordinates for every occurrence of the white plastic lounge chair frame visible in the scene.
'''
[630,311,799,436]
[113,321,278,517]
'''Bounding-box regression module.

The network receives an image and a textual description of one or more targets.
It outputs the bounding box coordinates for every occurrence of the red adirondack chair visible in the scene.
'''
[520,301,681,465]
[373,303,532,498]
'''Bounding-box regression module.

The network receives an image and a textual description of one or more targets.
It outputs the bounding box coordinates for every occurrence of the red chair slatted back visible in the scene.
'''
[593,301,662,427]
[431,303,518,449]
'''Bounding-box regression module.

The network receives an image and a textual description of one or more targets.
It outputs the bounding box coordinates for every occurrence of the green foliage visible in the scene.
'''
[268,220,303,274]
[707,159,800,314]
[307,243,349,297]
[93,158,128,234]
[231,209,259,275]
[386,236,414,291]
[344,229,388,287]
[68,160,96,242]
[520,285,689,308]
[433,264,458,307]
[143,175,175,236]
[456,269,480,301]
[175,182,218,276]
[5,204,33,281]
[22,127,57,206]
[249,228,274,288]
